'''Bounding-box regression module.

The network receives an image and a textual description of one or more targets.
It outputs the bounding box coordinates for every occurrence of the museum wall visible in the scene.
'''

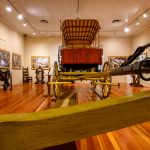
[100,37,132,83]
[24,36,61,82]
[132,27,150,87]
[0,19,24,85]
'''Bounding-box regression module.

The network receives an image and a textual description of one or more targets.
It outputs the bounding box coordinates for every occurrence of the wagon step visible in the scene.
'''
[60,77,104,80]
[95,82,120,86]
[48,82,71,84]
[59,72,98,75]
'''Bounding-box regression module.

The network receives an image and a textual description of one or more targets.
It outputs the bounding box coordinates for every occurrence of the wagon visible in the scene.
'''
[52,19,112,98]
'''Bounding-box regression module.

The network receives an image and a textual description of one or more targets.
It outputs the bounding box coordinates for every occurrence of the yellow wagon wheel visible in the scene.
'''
[52,61,60,97]
[101,61,112,98]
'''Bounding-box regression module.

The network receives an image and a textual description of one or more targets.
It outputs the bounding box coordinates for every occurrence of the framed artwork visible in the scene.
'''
[135,53,147,62]
[109,56,127,69]
[12,53,21,70]
[31,56,50,70]
[0,49,10,69]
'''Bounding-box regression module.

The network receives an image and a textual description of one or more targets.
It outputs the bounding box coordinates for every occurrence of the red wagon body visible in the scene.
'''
[61,48,103,65]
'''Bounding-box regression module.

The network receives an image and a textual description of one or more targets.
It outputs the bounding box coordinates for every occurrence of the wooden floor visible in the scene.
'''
[0,82,150,150]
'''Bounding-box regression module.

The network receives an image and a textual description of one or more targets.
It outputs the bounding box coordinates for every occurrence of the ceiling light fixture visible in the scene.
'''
[6,0,36,35]
[125,18,128,23]
[23,22,27,27]
[143,13,148,18]
[136,20,140,26]
[124,27,130,33]
[32,31,37,35]
[18,14,23,20]
[5,6,12,12]
[123,8,149,33]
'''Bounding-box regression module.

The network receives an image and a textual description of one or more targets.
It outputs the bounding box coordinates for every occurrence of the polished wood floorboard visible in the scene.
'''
[0,82,150,150]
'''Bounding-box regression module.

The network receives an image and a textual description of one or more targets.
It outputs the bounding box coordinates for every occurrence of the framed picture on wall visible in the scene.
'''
[31,56,50,70]
[135,53,147,62]
[0,49,10,69]
[108,56,127,70]
[12,53,21,70]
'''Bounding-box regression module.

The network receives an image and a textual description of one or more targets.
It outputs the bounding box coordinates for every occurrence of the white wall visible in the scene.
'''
[101,37,132,83]
[132,27,150,87]
[0,19,24,85]
[24,36,61,82]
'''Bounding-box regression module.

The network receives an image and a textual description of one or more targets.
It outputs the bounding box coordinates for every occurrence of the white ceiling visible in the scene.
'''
[0,0,150,37]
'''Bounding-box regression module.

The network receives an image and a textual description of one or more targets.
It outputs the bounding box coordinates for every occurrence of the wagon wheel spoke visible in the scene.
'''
[91,80,97,89]
[91,67,97,89]
[53,61,60,97]
[101,61,112,98]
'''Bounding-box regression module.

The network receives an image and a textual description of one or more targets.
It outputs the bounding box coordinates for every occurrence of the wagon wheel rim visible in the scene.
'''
[53,61,60,97]
[101,61,112,98]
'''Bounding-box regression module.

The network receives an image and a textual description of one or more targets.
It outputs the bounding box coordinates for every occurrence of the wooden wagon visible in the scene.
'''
[52,19,112,98]
[51,19,150,98]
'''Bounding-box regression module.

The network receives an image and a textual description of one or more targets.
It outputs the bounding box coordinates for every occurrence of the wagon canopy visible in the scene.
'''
[61,19,101,45]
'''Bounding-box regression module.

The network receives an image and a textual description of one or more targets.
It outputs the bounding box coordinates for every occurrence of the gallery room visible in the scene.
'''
[0,0,150,150]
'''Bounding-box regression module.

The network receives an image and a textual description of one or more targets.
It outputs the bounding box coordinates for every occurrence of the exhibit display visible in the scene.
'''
[31,56,50,70]
[0,69,12,90]
[0,0,150,149]
[50,19,150,98]
[12,53,21,70]
[22,67,32,83]
[35,66,45,84]
[0,49,10,69]
[109,56,127,69]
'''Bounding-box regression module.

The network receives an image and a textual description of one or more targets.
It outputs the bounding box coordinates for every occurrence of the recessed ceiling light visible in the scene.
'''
[124,27,130,33]
[5,6,12,12]
[18,14,23,20]
[143,13,148,18]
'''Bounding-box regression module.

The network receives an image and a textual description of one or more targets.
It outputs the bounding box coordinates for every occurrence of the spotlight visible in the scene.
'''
[23,22,27,27]
[18,14,23,20]
[124,27,130,33]
[136,20,140,26]
[143,13,148,18]
[125,18,128,23]
[5,6,12,12]
[32,31,36,35]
